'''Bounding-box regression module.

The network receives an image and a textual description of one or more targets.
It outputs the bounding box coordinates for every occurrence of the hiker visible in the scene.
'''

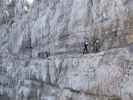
[83,40,89,54]
[38,51,50,58]
[92,39,101,53]
[45,51,50,58]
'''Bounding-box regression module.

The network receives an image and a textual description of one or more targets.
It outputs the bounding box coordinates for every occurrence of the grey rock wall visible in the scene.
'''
[0,0,133,100]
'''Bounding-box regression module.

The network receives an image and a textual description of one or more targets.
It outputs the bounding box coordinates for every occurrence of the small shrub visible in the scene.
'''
[109,96,121,100]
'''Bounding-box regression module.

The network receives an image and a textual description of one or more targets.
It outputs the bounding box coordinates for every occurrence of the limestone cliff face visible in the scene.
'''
[0,0,133,100]
[8,0,130,56]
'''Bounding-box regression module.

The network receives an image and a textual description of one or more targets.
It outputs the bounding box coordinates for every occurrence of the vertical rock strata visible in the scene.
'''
[0,0,133,100]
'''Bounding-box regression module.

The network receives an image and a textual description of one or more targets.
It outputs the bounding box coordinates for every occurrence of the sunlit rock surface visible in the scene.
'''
[0,0,133,100]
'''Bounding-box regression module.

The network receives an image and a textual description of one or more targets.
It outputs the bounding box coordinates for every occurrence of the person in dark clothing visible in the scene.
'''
[83,40,89,54]
[38,51,50,59]
[45,51,50,58]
